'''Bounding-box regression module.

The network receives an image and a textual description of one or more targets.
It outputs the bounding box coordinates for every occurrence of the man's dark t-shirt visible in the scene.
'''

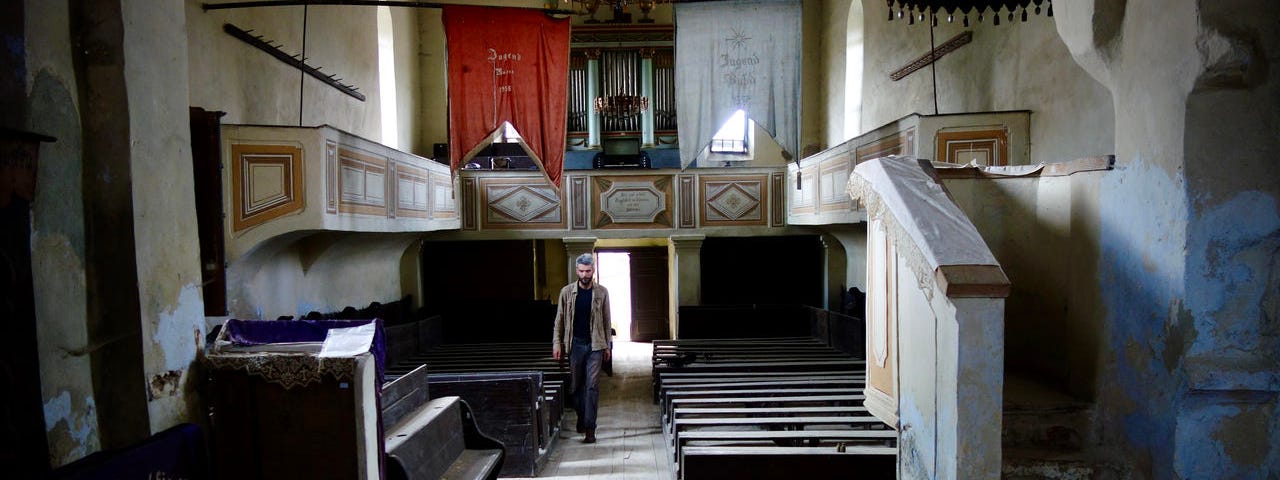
[573,286,592,345]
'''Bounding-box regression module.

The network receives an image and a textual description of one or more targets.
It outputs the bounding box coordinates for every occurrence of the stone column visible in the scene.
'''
[667,234,705,339]
[563,236,598,283]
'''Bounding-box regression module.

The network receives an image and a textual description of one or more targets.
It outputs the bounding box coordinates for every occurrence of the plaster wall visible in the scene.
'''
[120,0,209,434]
[392,8,422,154]
[186,2,419,152]
[226,232,422,319]
[417,9,448,154]
[23,0,99,466]
[857,0,1114,164]
[945,173,1105,397]
[1053,0,1280,475]
[818,0,851,147]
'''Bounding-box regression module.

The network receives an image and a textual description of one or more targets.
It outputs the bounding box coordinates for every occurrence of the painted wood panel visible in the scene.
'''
[480,178,565,230]
[230,143,305,232]
[855,128,916,163]
[395,164,430,218]
[591,175,674,229]
[700,175,767,227]
[935,128,1008,166]
[338,147,388,216]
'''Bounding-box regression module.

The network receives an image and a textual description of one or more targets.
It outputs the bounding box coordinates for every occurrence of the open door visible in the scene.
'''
[628,247,669,342]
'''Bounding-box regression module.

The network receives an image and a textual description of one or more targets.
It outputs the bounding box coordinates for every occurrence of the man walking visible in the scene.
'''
[553,253,612,443]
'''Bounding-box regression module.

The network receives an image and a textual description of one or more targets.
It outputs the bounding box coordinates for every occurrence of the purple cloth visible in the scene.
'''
[223,318,387,384]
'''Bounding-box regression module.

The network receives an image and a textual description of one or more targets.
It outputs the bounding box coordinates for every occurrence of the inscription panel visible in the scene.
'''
[590,176,673,229]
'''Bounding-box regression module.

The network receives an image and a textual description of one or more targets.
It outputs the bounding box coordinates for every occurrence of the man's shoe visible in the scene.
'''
[583,429,596,444]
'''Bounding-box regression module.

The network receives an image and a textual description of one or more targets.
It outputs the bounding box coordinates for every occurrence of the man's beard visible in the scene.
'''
[578,278,592,288]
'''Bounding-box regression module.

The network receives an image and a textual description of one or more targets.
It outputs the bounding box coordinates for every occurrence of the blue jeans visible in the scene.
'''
[569,340,604,431]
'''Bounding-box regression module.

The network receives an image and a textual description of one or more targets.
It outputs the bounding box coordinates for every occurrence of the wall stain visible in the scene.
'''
[147,369,183,401]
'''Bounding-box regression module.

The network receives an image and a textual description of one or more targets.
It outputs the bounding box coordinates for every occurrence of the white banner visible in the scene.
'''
[675,0,801,168]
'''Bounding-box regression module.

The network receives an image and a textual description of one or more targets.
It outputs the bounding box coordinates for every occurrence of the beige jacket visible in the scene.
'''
[553,282,612,352]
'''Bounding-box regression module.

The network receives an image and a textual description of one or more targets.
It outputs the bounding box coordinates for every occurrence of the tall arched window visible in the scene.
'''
[845,1,865,139]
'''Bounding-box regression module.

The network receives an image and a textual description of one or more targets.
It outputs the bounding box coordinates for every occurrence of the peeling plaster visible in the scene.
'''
[42,391,98,465]
[1186,191,1280,359]
[154,284,205,372]
[1176,399,1278,479]
[148,369,183,401]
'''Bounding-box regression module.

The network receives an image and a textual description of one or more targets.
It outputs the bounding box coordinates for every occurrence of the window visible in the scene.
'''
[710,109,750,154]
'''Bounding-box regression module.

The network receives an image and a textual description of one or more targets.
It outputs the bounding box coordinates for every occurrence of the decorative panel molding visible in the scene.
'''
[771,172,785,227]
[230,143,305,232]
[338,147,389,216]
[819,159,853,213]
[590,175,673,230]
[395,164,430,218]
[325,140,338,214]
[480,178,565,230]
[936,128,1008,166]
[678,174,696,228]
[855,128,916,163]
[431,174,456,219]
[462,177,477,230]
[789,166,817,215]
[700,175,767,227]
[570,176,589,230]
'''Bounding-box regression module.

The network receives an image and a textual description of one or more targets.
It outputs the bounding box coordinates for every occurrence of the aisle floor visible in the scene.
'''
[510,341,674,479]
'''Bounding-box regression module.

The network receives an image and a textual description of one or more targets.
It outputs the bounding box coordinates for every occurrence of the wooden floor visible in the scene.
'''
[511,341,675,479]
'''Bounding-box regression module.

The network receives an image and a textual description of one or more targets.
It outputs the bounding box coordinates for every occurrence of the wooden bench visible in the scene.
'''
[680,446,896,480]
[653,332,890,478]
[426,372,546,478]
[675,429,897,461]
[671,415,888,437]
[654,359,864,401]
[663,387,864,421]
[384,397,503,480]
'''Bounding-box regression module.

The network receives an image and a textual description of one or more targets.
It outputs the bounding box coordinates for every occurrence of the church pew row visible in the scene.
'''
[653,359,865,402]
[651,336,893,479]
[680,446,896,480]
[385,341,568,478]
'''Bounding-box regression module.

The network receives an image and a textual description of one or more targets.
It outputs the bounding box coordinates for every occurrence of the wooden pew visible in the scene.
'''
[425,372,546,478]
[652,329,890,479]
[382,365,504,480]
[680,446,896,480]
[675,429,897,462]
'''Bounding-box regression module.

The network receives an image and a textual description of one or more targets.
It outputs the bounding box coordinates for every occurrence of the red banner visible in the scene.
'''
[444,6,570,186]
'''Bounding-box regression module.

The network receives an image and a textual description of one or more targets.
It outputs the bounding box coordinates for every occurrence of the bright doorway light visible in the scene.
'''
[597,252,632,342]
